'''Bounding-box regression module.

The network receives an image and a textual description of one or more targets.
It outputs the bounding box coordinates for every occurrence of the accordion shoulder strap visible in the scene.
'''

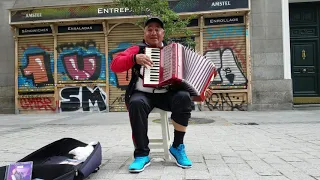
[131,42,147,79]
[133,65,143,79]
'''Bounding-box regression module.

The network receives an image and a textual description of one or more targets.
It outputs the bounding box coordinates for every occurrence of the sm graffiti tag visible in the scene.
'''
[20,97,57,111]
[60,86,107,112]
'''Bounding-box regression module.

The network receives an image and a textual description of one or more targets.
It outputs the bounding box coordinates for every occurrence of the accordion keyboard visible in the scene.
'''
[144,48,161,85]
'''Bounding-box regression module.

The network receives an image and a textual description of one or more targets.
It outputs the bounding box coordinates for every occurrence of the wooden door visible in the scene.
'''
[290,2,320,103]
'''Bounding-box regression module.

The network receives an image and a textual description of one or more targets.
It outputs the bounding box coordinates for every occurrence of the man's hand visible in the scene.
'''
[135,54,153,69]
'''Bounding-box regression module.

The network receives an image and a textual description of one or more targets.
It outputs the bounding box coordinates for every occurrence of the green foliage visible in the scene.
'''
[113,0,196,48]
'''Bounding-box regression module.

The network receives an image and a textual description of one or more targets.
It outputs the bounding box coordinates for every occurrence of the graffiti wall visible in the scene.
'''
[203,25,249,111]
[17,36,56,113]
[17,25,108,113]
[16,21,250,113]
[108,23,144,112]
[18,42,54,92]
[56,34,107,112]
[198,89,247,111]
[59,86,107,112]
[18,95,57,112]
[204,26,248,88]
[57,38,106,83]
[108,42,133,111]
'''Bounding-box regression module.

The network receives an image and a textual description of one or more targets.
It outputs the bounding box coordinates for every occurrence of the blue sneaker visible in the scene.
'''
[128,156,150,173]
[169,144,192,168]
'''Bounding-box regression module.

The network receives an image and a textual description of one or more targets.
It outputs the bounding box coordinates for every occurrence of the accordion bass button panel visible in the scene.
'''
[144,48,161,86]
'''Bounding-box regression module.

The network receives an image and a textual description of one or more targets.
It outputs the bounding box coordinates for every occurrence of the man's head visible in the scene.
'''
[143,17,165,48]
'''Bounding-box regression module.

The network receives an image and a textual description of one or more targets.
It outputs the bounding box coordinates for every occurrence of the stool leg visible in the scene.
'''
[160,111,171,161]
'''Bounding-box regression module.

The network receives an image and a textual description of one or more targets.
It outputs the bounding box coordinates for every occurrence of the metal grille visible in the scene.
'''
[108,23,144,112]
[56,33,106,84]
[203,25,248,89]
[18,36,55,93]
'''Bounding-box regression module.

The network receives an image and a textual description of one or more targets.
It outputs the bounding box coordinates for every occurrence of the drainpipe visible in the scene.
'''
[282,0,291,79]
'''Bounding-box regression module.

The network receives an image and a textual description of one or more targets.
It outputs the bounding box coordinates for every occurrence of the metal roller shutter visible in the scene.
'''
[56,33,107,112]
[108,23,144,112]
[169,27,200,51]
[17,35,55,113]
[18,36,55,93]
[203,25,248,89]
[56,33,106,84]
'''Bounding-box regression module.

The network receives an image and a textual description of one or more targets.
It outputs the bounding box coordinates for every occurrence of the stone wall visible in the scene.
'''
[0,0,15,114]
[249,0,293,110]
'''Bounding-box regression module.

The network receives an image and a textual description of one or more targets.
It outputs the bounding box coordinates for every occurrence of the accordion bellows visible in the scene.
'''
[143,43,217,101]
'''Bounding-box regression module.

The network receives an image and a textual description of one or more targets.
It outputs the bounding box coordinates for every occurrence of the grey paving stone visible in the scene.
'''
[305,168,320,177]
[257,169,282,176]
[227,163,253,172]
[232,170,260,180]
[110,173,138,180]
[117,165,131,174]
[188,155,205,163]
[220,152,239,157]
[306,151,320,158]
[185,170,211,180]
[107,156,130,163]
[293,153,317,160]
[246,160,281,175]
[258,176,290,180]
[223,156,245,164]
[160,174,184,180]
[203,153,222,160]
[205,159,227,167]
[280,170,317,180]
[190,163,208,171]
[135,169,163,179]
[304,158,320,165]
[262,156,287,164]
[88,170,117,179]
[163,166,184,175]
[255,153,272,159]
[270,163,300,172]
[279,156,303,162]
[0,110,319,180]
[210,176,237,180]
[239,154,261,161]
[289,161,318,172]
[208,167,234,176]
[100,162,124,170]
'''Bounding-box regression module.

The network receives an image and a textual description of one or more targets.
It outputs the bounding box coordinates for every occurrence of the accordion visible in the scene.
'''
[143,43,217,101]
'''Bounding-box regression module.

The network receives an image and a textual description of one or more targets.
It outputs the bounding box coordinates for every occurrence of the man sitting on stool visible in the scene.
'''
[110,17,193,173]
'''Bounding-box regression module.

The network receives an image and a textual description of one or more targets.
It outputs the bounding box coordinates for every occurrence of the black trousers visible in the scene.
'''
[128,90,192,157]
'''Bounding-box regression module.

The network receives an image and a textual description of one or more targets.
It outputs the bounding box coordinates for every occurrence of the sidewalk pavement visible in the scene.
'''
[0,109,319,180]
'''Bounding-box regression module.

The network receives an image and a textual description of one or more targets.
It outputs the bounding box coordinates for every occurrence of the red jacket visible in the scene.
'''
[110,43,147,105]
[110,45,140,73]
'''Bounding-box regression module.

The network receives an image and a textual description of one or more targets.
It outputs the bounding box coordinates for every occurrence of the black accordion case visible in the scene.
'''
[0,138,102,180]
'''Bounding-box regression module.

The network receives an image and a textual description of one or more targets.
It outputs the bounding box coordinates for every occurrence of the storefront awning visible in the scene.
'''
[9,0,250,24]
[11,0,113,9]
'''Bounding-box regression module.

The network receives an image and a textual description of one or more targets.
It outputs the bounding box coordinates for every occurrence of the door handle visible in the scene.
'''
[302,49,306,60]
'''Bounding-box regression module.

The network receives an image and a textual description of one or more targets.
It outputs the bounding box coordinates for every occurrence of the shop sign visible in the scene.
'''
[58,24,104,33]
[205,16,244,25]
[187,19,199,27]
[10,0,249,23]
[19,26,52,35]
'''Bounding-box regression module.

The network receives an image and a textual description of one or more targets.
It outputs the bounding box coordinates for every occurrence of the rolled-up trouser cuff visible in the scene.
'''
[171,112,190,126]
